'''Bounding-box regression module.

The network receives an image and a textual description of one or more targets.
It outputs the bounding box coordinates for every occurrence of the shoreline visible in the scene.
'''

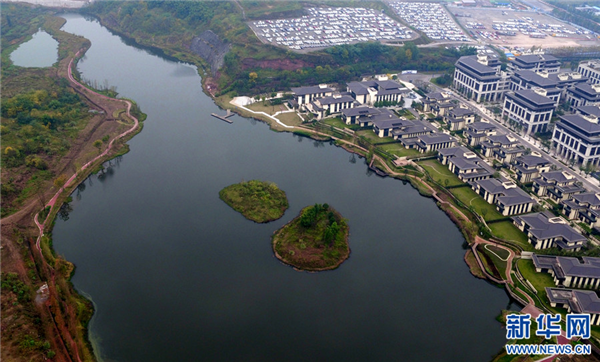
[271,207,350,272]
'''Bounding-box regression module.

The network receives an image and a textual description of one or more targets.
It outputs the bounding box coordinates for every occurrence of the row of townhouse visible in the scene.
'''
[290,75,409,120]
[438,146,536,216]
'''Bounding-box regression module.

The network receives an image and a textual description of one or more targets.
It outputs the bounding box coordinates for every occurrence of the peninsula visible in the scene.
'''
[272,203,350,271]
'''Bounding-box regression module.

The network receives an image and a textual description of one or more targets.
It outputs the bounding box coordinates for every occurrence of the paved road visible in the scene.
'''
[35,49,140,252]
[427,81,600,193]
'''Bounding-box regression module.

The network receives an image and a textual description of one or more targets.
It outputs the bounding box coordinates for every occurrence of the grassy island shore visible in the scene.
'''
[219,180,289,223]
[272,204,350,271]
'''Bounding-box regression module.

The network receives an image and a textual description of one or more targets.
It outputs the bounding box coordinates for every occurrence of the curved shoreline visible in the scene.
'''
[29,46,143,362]
[271,207,350,272]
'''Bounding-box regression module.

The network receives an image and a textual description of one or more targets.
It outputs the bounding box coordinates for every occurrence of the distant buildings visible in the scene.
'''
[503,89,555,134]
[507,54,561,74]
[453,54,505,103]
[565,83,600,111]
[577,60,600,85]
[512,211,588,251]
[552,112,600,167]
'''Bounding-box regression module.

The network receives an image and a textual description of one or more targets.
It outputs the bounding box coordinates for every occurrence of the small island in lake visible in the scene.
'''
[219,180,289,223]
[272,203,350,271]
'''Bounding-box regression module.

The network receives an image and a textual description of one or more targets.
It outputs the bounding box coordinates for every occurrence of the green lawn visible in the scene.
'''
[276,112,303,127]
[321,117,360,131]
[356,129,396,144]
[449,186,504,222]
[247,101,277,114]
[417,159,465,187]
[485,244,510,260]
[379,143,421,158]
[517,259,569,314]
[488,221,532,251]
[396,108,415,120]
[477,244,506,280]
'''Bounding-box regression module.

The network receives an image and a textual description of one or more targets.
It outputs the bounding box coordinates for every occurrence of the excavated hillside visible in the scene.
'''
[189,30,230,75]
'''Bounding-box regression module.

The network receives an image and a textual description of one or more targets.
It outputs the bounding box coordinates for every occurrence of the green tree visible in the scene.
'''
[93,140,103,153]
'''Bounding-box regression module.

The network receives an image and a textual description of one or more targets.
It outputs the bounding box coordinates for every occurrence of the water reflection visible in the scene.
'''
[10,30,58,67]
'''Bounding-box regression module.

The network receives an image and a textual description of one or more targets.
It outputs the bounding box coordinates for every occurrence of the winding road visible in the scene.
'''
[34,49,140,251]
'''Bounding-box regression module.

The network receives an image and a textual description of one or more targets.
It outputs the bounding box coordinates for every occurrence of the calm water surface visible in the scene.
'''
[52,14,510,362]
[10,30,58,67]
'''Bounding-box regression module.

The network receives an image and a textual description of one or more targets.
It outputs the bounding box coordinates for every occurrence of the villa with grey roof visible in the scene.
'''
[511,153,551,183]
[291,84,334,108]
[341,106,382,126]
[471,178,535,216]
[444,106,476,131]
[512,211,588,251]
[508,54,561,74]
[422,92,454,117]
[305,93,356,120]
[502,89,555,134]
[415,133,457,153]
[438,146,494,182]
[562,192,600,229]
[532,170,584,202]
[533,254,600,290]
[392,120,437,142]
[552,112,600,167]
[465,122,497,146]
[453,54,505,103]
[545,288,600,325]
[346,77,408,106]
[481,134,524,164]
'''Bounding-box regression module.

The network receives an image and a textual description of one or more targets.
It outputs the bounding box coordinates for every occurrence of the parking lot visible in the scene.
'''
[449,6,600,48]
[388,2,471,42]
[248,7,416,52]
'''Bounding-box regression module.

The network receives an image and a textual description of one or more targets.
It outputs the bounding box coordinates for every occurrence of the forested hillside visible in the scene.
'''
[83,1,473,96]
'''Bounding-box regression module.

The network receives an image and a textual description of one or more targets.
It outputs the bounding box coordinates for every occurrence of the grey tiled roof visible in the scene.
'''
[468,122,496,132]
[577,105,600,118]
[473,178,533,206]
[512,211,587,244]
[534,254,600,279]
[417,133,456,145]
[545,287,600,314]
[572,192,600,207]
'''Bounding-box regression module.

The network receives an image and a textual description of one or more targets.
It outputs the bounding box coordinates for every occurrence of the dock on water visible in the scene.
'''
[211,109,233,124]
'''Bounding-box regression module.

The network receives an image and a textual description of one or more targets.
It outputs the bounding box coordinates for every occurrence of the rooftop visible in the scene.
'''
[513,211,587,246]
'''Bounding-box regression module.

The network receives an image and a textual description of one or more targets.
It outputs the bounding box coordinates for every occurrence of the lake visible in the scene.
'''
[10,29,58,67]
[52,13,510,362]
